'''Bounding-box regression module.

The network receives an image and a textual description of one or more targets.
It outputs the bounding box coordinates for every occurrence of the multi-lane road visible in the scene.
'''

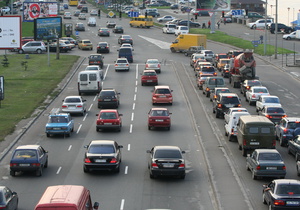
[1,4,300,210]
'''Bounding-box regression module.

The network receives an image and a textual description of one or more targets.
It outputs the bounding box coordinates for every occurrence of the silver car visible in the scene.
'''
[115,58,130,71]
[145,59,161,73]
[85,65,104,80]
[61,96,87,116]
[19,41,47,54]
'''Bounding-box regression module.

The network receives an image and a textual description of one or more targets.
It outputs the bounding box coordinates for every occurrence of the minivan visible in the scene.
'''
[237,115,276,156]
[35,185,99,210]
[78,70,102,95]
[118,47,133,63]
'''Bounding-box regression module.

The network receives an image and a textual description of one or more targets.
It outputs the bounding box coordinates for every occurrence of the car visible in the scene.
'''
[246,149,286,180]
[48,42,71,52]
[61,96,87,116]
[63,3,68,9]
[77,4,83,9]
[121,43,133,50]
[276,117,300,147]
[157,15,175,22]
[115,58,130,71]
[224,107,249,124]
[240,79,262,96]
[63,11,72,19]
[113,25,124,33]
[269,23,294,34]
[194,10,210,16]
[78,39,93,50]
[78,13,86,20]
[227,50,243,58]
[170,4,179,9]
[141,70,158,86]
[95,109,122,132]
[184,46,205,57]
[196,73,213,90]
[118,35,133,45]
[73,10,81,17]
[90,9,98,16]
[59,39,75,49]
[288,135,300,161]
[246,12,264,19]
[10,145,48,177]
[83,140,123,173]
[256,95,281,112]
[145,59,161,73]
[147,3,162,7]
[245,86,269,105]
[81,6,88,13]
[225,111,250,141]
[98,28,110,36]
[174,25,189,36]
[88,54,104,68]
[61,37,78,46]
[96,42,110,53]
[106,20,116,28]
[210,87,231,102]
[213,53,228,66]
[213,93,241,118]
[146,11,160,17]
[45,111,74,137]
[147,145,186,179]
[262,179,300,209]
[18,41,47,54]
[87,17,96,27]
[196,66,217,77]
[97,88,120,108]
[152,85,173,105]
[85,65,104,80]
[221,64,230,78]
[0,186,18,209]
[216,59,230,71]
[148,108,171,130]
[259,106,287,124]
[2,6,10,14]
[248,19,273,29]
[283,31,297,40]
[202,77,226,97]
[190,53,205,66]
[177,20,200,27]
[75,22,85,31]
[194,61,212,72]
[198,50,215,62]
[222,15,232,23]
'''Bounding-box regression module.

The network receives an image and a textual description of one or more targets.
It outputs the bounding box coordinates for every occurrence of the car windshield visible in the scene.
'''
[258,153,282,161]
[13,149,37,159]
[89,145,115,154]
[287,122,300,129]
[264,98,280,103]
[144,72,156,76]
[156,89,170,94]
[248,81,261,86]
[100,112,117,119]
[276,184,300,195]
[50,116,68,123]
[221,97,239,104]
[154,149,182,158]
[266,107,284,113]
[151,110,168,116]
[254,88,268,93]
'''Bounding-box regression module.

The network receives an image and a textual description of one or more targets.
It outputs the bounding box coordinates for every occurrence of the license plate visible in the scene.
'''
[160,95,166,98]
[53,128,61,130]
[19,164,30,166]
[266,167,277,170]
[286,201,300,205]
[156,119,163,122]
[95,159,106,163]
[163,163,174,168]
[68,106,76,109]
[147,80,153,82]
[104,123,112,125]
[226,104,233,108]
[250,142,259,145]
[104,99,111,101]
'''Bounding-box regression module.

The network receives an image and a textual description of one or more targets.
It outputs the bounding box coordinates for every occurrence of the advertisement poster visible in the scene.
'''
[34,17,62,40]
[23,2,58,22]
[0,16,21,49]
[0,76,4,101]
[197,0,231,11]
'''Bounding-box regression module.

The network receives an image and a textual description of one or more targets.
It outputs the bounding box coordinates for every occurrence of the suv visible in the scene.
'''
[275,117,300,146]
[269,23,294,34]
[213,93,241,118]
[18,41,46,54]
[88,54,104,68]
[97,88,120,108]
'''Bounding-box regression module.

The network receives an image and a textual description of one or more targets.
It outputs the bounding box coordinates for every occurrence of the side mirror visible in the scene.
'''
[84,145,88,148]
[83,99,87,102]
[96,114,99,116]
[247,154,250,157]
[181,151,185,154]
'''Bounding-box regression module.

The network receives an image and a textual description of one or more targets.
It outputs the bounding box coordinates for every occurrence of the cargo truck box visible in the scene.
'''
[170,34,206,53]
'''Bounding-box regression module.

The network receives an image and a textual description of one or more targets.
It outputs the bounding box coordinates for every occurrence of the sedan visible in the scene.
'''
[263,179,300,209]
[48,42,71,53]
[98,28,110,36]
[78,13,86,20]
[177,20,200,27]
[96,109,122,132]
[240,80,262,96]
[145,59,161,73]
[259,106,287,124]
[83,140,123,173]
[118,35,133,45]
[141,70,158,86]
[0,186,18,210]
[61,96,87,116]
[246,149,286,180]
[10,145,48,177]
[157,15,175,22]
[113,25,124,33]
[63,11,72,19]
[245,86,270,105]
[115,58,130,71]
[90,9,98,16]
[148,108,171,130]
[106,20,116,28]
[147,146,186,179]
[96,42,110,53]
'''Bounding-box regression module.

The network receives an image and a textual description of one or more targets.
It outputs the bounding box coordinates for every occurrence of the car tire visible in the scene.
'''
[83,166,89,173]
[44,160,48,168]
[225,130,228,136]
[46,133,50,137]
[36,168,42,177]
[297,165,300,176]
[242,148,247,157]
[287,37,291,40]
[150,173,155,179]
[216,110,219,118]
[246,163,250,171]
[10,170,16,176]
[167,126,170,130]
[18,49,24,54]
[279,136,286,147]
[288,146,292,154]
[96,127,100,132]
[36,49,42,54]
[148,126,151,130]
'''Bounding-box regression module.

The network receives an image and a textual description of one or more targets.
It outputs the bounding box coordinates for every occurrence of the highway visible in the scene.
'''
[1,4,300,210]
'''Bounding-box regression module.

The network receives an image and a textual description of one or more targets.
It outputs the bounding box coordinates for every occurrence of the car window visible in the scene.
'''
[154,149,182,158]
[100,91,115,96]
[258,153,281,160]
[50,116,68,123]
[65,98,81,103]
[261,127,271,134]
[13,149,37,159]
[151,110,168,116]
[117,60,127,63]
[276,184,300,195]
[249,127,259,134]
[144,72,156,76]
[288,122,300,129]
[80,73,88,81]
[267,107,284,113]
[264,98,279,103]
[89,74,97,81]
[89,145,115,154]
[156,88,170,94]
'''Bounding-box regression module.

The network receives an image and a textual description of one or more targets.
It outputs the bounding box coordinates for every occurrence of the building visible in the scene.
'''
[231,0,265,13]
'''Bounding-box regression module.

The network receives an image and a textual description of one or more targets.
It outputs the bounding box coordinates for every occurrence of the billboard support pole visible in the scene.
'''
[210,11,215,33]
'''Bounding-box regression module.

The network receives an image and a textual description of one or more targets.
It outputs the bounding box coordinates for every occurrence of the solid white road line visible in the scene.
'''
[125,166,128,174]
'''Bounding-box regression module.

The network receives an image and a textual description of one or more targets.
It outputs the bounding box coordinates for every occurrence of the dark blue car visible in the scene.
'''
[0,186,18,210]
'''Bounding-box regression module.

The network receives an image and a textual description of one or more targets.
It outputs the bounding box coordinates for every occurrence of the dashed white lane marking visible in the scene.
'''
[120,199,125,210]
[68,145,72,151]
[56,167,62,174]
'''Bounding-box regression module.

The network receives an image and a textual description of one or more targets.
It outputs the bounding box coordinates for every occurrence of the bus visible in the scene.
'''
[68,0,78,6]
[129,15,153,28]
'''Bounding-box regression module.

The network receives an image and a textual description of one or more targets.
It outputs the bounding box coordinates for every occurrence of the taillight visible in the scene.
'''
[243,139,246,146]
[158,64,161,68]
[282,115,287,118]
[283,165,286,170]
[32,163,41,167]
[213,72,217,76]
[206,87,210,91]
[266,115,272,119]
[273,140,276,147]
[84,158,91,163]
[151,163,158,168]
[246,86,250,90]
[77,105,83,108]
[214,95,217,99]
[10,163,17,167]
[274,200,285,206]
[178,164,185,168]
[237,104,241,107]
[283,128,288,133]
[62,105,67,108]
[256,165,261,170]
[251,94,256,98]
[110,158,117,163]
[217,104,222,108]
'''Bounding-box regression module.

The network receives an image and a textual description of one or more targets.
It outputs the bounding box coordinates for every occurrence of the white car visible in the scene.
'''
[224,107,249,124]
[63,12,72,19]
[198,50,215,62]
[283,31,297,40]
[121,43,133,51]
[61,96,87,116]
[248,19,273,29]
[175,26,189,36]
[2,6,11,14]
[157,15,175,23]
[162,23,176,34]
[245,86,270,105]
[145,59,161,73]
[85,65,104,80]
[225,111,250,141]
[256,95,281,112]
[115,58,130,71]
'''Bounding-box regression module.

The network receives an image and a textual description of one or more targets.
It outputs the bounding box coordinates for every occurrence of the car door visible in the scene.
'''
[38,146,48,166]
[289,137,299,156]
[248,151,258,171]
[264,182,275,204]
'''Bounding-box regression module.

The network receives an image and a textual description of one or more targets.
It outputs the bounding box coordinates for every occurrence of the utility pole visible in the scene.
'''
[264,0,267,55]
[275,0,278,59]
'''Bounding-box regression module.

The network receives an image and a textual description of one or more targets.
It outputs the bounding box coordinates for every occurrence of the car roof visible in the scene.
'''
[117,58,128,61]
[219,93,238,97]
[229,107,248,111]
[143,70,156,73]
[154,85,170,89]
[274,179,300,185]
[90,140,115,145]
[147,59,159,61]
[16,145,41,150]
[254,149,279,154]
[260,95,279,98]
[64,96,81,99]
[99,109,118,113]
[251,86,267,89]
[150,108,168,111]
[153,145,181,151]
[283,117,300,122]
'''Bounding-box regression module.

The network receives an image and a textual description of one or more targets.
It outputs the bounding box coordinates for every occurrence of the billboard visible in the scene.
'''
[0,16,21,49]
[197,0,231,11]
[23,2,58,22]
[34,17,62,40]
[0,76,4,101]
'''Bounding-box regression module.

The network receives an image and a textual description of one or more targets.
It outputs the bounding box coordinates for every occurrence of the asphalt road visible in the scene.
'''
[1,4,300,210]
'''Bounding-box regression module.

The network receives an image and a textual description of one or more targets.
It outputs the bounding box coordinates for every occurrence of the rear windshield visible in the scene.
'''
[248,127,271,134]
[254,88,268,93]
[65,98,81,103]
[258,153,282,161]
[117,59,128,63]
[100,91,115,96]
[266,107,284,113]
[202,67,215,72]
[13,149,37,159]
[208,79,224,85]
[276,184,300,195]
[119,48,132,53]
[49,116,68,123]
[144,72,156,76]
[287,122,300,129]
[221,97,239,104]
[154,149,182,158]
[89,145,115,154]
[155,88,171,94]
[248,81,261,86]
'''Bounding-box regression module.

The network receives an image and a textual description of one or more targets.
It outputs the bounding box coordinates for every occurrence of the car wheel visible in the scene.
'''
[10,170,16,176]
[46,133,50,137]
[206,92,210,97]
[66,132,71,137]
[252,171,257,180]
[180,174,185,179]
[216,110,219,118]
[238,144,242,150]
[36,168,42,177]
[115,165,120,173]
[150,173,155,179]
[18,49,24,54]
[167,126,170,130]
[148,126,151,130]
[44,160,48,168]
[287,37,291,40]
[225,130,228,136]
[242,148,247,157]
[96,127,100,132]
[262,192,267,204]
[83,166,89,173]
[297,165,300,176]
[288,146,292,154]
[36,49,42,54]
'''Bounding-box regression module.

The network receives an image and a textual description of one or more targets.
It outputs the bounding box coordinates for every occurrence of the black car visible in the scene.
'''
[240,80,262,96]
[118,35,133,45]
[97,28,110,36]
[170,4,179,9]
[269,23,294,34]
[81,6,88,13]
[97,88,120,108]
[147,145,186,179]
[0,186,18,210]
[96,42,110,53]
[48,42,71,52]
[88,54,104,68]
[106,20,116,28]
[157,0,171,6]
[113,25,124,33]
[83,140,123,173]
[263,179,300,209]
[146,11,160,17]
[177,20,200,27]
[213,93,241,118]
[227,50,243,58]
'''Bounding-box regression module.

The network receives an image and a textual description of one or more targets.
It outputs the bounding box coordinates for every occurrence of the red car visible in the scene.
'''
[141,70,158,86]
[152,85,173,105]
[96,109,122,132]
[148,108,171,130]
[77,4,83,9]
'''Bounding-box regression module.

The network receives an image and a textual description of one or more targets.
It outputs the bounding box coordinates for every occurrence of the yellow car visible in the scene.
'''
[217,58,230,71]
[78,39,93,50]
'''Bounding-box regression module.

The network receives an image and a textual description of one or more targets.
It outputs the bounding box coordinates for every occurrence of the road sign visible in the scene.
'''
[251,40,261,47]
[231,9,244,17]
[127,11,139,17]
[75,31,79,36]
[108,11,115,18]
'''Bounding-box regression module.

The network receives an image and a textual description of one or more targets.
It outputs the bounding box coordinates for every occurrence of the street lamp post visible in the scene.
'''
[287,7,290,26]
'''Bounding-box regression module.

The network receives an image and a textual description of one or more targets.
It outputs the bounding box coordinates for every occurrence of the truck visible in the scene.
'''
[228,49,257,88]
[170,34,206,53]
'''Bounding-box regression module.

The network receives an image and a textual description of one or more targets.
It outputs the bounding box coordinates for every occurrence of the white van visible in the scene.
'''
[224,112,250,141]
[87,17,96,27]
[162,23,176,34]
[78,70,102,95]
[174,26,189,36]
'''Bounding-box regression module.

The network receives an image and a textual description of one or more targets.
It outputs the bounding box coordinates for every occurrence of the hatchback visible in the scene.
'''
[152,85,173,105]
[98,28,110,36]
[83,140,123,173]
[78,13,86,20]
[75,23,85,31]
[97,42,110,53]
[141,70,158,86]
[61,96,87,116]
[145,59,161,73]
[18,41,46,54]
[113,25,124,33]
[115,58,130,71]
[97,88,120,108]
[95,109,122,132]
[106,20,116,28]
[0,186,18,210]
[10,145,48,177]
[148,108,171,130]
